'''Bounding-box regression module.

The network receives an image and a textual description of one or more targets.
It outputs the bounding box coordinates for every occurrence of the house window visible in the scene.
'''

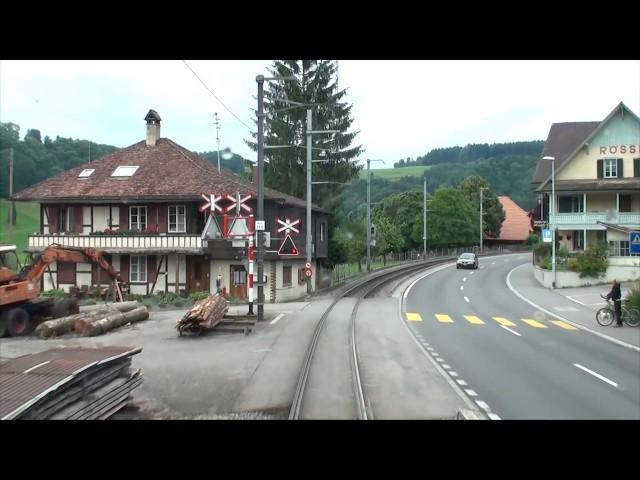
[57,207,70,232]
[57,262,76,284]
[78,168,95,178]
[232,269,246,285]
[604,158,617,178]
[111,165,139,177]
[129,206,147,231]
[320,222,326,242]
[130,255,147,283]
[558,195,583,213]
[619,195,631,213]
[282,265,292,287]
[573,230,584,251]
[168,205,186,233]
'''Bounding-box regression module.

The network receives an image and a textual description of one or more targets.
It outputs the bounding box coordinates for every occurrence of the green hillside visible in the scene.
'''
[0,200,39,261]
[359,165,431,181]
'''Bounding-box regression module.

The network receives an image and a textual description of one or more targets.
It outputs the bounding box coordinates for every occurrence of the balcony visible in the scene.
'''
[550,211,640,228]
[27,233,205,254]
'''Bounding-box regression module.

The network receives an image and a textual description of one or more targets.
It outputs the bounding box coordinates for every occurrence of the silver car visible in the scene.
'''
[456,252,478,269]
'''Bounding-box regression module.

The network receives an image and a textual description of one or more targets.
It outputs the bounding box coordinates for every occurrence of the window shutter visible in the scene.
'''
[147,255,157,283]
[158,205,168,233]
[47,206,59,233]
[597,159,604,179]
[617,158,623,178]
[120,255,129,282]
[73,206,83,233]
[634,158,640,177]
[119,206,128,231]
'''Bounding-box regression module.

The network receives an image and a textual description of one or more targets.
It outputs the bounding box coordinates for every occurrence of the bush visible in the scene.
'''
[539,256,552,270]
[125,293,146,302]
[525,234,539,246]
[42,289,67,299]
[188,291,211,303]
[568,246,608,278]
[624,282,640,310]
[533,242,551,258]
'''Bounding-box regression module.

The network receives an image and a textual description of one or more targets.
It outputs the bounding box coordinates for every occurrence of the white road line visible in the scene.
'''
[500,325,522,337]
[436,357,445,363]
[464,389,478,397]
[464,296,470,303]
[270,313,286,325]
[488,413,501,420]
[449,371,459,377]
[491,262,496,265]
[432,353,440,357]
[460,285,464,291]
[505,263,640,352]
[442,364,451,369]
[23,361,51,373]
[573,363,618,388]
[403,262,454,299]
[553,306,581,312]
[427,347,434,352]
[456,379,467,386]
[475,400,490,411]
[463,277,467,282]
[469,271,474,275]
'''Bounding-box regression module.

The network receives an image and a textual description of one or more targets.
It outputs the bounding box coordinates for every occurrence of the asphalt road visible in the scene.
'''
[403,253,640,419]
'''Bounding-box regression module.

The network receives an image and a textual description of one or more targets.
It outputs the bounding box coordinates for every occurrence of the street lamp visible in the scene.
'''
[542,156,556,288]
[366,159,385,272]
[479,187,488,253]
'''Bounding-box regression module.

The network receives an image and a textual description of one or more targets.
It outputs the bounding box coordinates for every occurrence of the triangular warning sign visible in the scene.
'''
[278,234,299,256]
[228,217,250,237]
[201,216,223,240]
[632,233,640,245]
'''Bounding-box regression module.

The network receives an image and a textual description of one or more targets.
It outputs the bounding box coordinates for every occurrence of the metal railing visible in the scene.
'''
[27,233,204,251]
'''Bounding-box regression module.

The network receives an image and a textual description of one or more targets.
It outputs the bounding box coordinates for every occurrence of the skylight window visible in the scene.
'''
[78,168,95,178]
[111,166,139,177]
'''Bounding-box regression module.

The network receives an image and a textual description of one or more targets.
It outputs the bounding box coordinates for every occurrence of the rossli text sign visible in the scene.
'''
[598,145,639,155]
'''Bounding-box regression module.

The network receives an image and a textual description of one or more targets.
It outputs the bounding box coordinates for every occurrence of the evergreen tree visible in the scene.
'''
[246,60,363,211]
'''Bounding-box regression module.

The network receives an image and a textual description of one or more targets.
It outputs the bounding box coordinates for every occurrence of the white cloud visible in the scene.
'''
[1,60,638,168]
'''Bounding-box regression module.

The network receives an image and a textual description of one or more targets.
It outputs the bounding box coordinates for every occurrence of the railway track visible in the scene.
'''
[288,256,456,420]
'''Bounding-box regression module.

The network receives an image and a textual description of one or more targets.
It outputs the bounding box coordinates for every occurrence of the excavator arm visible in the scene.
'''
[24,244,121,283]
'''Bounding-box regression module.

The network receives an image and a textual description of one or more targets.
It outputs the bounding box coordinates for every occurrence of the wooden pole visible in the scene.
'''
[150,255,164,295]
[175,253,180,295]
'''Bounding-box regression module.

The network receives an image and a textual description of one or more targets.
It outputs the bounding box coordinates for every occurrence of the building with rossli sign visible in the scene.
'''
[531,101,640,280]
[12,110,330,302]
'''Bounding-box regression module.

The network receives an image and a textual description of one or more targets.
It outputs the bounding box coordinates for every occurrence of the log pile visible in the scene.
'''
[176,294,228,336]
[35,302,149,339]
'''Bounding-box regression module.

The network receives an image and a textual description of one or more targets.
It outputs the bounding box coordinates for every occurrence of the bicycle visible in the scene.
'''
[596,294,640,327]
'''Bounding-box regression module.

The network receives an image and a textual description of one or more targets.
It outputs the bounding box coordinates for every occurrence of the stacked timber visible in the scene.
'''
[176,294,228,335]
[0,346,143,420]
[34,301,149,339]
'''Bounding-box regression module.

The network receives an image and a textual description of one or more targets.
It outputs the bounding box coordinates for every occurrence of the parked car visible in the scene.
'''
[456,252,478,269]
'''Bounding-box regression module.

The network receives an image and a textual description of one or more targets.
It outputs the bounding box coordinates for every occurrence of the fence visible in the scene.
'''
[331,244,529,285]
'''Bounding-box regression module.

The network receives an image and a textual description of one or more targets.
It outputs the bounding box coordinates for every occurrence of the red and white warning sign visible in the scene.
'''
[304,268,312,278]
[305,262,312,269]
[276,217,300,235]
[278,235,299,256]
[224,194,253,214]
[199,193,224,214]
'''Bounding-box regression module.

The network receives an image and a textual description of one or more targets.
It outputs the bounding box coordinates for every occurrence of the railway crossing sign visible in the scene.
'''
[224,193,253,214]
[278,235,299,256]
[630,231,640,254]
[199,193,224,214]
[276,217,300,235]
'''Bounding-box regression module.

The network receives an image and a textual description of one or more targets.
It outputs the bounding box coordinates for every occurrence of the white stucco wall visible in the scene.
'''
[534,264,640,288]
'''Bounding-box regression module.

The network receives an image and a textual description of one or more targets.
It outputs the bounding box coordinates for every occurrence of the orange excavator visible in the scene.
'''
[0,243,122,337]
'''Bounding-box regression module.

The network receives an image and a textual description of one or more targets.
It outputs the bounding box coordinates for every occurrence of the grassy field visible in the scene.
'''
[359,165,431,180]
[0,200,39,261]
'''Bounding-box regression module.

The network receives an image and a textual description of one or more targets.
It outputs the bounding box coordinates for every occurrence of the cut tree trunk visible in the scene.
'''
[78,306,149,337]
[35,307,114,339]
[79,301,139,313]
[177,294,228,334]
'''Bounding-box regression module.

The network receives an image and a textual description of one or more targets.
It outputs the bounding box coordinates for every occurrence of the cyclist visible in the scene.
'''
[605,279,623,328]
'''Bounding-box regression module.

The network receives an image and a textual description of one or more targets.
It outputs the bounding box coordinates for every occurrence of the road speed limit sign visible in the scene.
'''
[305,268,312,278]
[305,262,312,269]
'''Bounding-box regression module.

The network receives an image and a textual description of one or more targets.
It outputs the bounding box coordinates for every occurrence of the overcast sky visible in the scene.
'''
[1,60,638,168]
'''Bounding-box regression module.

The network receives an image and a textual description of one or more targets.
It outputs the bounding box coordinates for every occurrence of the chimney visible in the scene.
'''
[144,109,162,147]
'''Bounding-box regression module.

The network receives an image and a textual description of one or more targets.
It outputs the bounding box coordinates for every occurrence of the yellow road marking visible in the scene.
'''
[522,318,547,329]
[406,312,423,322]
[435,314,454,323]
[550,320,579,331]
[493,317,516,327]
[464,315,485,325]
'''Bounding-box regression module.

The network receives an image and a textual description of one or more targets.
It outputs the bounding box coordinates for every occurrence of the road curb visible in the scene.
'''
[505,263,640,353]
[456,409,483,420]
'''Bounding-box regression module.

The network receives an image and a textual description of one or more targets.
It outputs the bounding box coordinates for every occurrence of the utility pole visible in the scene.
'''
[214,112,221,173]
[306,109,313,294]
[423,177,427,260]
[8,147,15,241]
[256,76,265,322]
[366,159,371,272]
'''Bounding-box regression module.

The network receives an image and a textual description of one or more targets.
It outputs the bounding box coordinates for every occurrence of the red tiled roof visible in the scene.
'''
[495,196,533,241]
[12,138,326,212]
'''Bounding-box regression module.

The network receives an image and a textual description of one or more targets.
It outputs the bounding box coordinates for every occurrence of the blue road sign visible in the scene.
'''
[542,229,552,243]
[630,231,640,254]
